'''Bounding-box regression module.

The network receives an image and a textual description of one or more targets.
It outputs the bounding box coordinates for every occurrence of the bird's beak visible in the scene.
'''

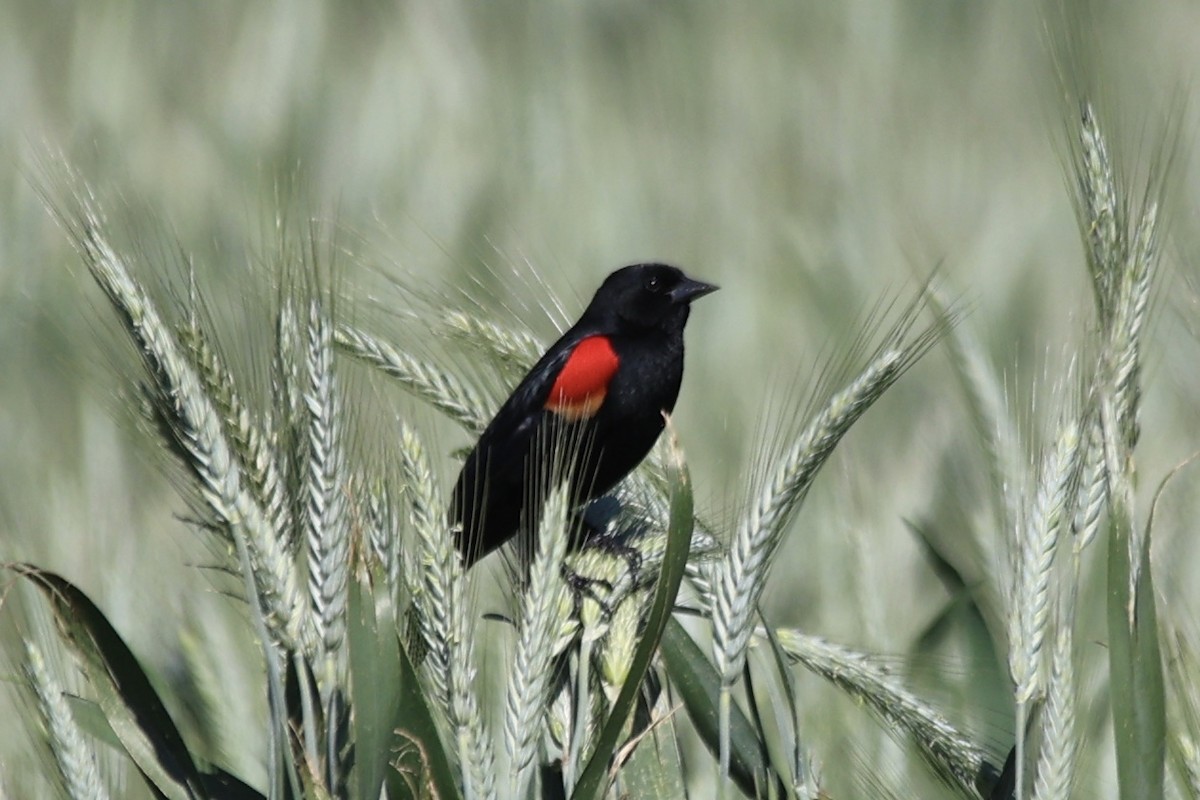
[670,278,719,304]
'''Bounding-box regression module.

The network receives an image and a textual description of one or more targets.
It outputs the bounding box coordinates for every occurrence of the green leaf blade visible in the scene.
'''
[570,427,694,800]
[660,618,778,798]
[1107,514,1166,800]
[12,564,210,800]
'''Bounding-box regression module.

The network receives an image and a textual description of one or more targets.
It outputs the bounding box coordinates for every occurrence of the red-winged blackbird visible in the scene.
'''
[451,263,717,566]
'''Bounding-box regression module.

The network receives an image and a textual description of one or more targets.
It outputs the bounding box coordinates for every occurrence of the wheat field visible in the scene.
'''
[1,2,1199,798]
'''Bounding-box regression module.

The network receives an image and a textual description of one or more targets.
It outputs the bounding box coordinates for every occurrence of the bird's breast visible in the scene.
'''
[600,332,685,425]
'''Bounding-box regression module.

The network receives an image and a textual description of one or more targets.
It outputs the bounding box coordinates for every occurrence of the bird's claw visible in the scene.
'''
[561,565,615,613]
[587,533,644,581]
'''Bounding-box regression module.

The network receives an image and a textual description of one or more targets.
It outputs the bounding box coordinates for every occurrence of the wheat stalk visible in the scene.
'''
[363,478,401,604]
[937,291,1026,541]
[398,422,496,800]
[1077,104,1120,320]
[441,310,545,374]
[1070,416,1107,554]
[773,627,989,798]
[302,296,350,677]
[1115,200,1157,597]
[271,295,307,559]
[711,348,905,686]
[1031,620,1078,800]
[1009,418,1078,706]
[23,641,109,800]
[1072,103,1160,613]
[335,324,492,433]
[503,485,573,798]
[179,323,295,574]
[58,202,306,651]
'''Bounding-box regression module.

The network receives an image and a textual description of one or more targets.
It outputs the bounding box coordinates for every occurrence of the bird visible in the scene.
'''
[450,262,717,567]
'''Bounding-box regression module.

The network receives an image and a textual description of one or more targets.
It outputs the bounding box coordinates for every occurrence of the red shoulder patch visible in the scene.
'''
[545,335,619,421]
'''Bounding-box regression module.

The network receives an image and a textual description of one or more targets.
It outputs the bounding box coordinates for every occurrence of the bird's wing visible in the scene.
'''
[453,327,624,525]
[476,333,581,458]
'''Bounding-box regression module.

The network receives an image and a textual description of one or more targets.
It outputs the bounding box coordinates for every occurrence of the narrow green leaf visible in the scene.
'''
[65,696,265,800]
[65,695,123,751]
[660,618,777,798]
[759,612,806,795]
[11,564,206,800]
[197,771,267,800]
[619,712,687,798]
[392,623,461,800]
[284,651,322,781]
[1107,508,1166,799]
[349,572,401,800]
[740,658,775,791]
[296,751,334,800]
[570,427,694,800]
[349,568,458,800]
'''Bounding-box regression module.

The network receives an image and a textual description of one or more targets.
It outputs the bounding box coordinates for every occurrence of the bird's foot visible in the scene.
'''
[561,565,615,613]
[585,532,644,582]
[561,535,645,620]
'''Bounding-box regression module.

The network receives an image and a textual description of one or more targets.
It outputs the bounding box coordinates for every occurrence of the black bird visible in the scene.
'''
[451,263,717,566]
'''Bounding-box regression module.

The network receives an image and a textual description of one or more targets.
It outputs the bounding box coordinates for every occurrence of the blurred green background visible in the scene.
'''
[2,1,1199,795]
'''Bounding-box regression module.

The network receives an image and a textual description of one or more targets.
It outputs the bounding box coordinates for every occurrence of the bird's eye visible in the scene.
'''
[644,275,662,292]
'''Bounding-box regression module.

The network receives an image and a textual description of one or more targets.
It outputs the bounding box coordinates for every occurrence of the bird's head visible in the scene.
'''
[587,262,718,332]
